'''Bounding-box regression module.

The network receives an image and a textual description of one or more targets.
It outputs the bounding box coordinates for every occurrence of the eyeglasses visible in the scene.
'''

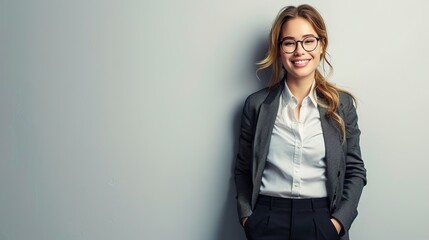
[279,36,322,54]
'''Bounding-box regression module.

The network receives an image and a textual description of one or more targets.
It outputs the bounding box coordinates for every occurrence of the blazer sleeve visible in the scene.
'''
[331,93,367,233]
[234,96,255,221]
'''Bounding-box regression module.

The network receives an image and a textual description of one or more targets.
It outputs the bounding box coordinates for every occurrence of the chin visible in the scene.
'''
[287,70,316,80]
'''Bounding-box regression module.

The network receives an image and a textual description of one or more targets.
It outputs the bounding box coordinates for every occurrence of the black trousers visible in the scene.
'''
[244,195,339,240]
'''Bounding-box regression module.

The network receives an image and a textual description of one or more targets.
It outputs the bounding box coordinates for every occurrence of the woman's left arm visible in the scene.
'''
[331,93,367,234]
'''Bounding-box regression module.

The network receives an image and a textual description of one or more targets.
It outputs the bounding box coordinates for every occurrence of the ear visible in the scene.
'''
[319,42,325,56]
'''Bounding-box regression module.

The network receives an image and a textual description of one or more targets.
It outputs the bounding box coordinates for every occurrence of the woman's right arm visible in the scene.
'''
[234,97,255,223]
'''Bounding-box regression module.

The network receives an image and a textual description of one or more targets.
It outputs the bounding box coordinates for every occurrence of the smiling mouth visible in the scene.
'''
[291,59,310,67]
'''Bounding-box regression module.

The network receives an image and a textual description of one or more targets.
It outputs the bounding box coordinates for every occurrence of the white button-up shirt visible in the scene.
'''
[259,81,327,198]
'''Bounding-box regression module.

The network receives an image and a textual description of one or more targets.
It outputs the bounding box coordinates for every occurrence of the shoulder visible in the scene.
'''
[339,91,353,102]
[244,87,270,106]
[338,91,355,109]
[243,82,283,108]
[337,91,358,123]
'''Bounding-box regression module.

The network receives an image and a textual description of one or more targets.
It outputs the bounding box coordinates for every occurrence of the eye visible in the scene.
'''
[303,38,316,44]
[283,41,296,46]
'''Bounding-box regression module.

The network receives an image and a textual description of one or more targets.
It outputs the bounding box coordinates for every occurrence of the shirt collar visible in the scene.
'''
[282,80,318,107]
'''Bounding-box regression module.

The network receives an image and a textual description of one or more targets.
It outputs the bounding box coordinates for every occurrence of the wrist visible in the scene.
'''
[240,217,249,227]
[330,218,343,235]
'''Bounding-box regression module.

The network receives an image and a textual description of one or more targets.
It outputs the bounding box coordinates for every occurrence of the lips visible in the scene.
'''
[291,59,310,67]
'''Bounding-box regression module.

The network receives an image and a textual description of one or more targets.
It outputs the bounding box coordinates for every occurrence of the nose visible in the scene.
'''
[294,41,305,55]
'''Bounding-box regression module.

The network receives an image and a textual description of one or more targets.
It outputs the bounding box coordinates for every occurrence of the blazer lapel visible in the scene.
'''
[253,83,283,181]
[318,107,343,201]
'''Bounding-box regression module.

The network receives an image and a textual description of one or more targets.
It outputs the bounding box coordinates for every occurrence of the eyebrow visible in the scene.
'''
[281,34,317,40]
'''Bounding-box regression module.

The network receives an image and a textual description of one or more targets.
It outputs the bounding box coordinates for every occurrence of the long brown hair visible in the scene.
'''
[257,4,354,140]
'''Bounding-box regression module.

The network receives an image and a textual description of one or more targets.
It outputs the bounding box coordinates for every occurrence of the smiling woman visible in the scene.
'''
[234,4,367,240]
[279,18,324,84]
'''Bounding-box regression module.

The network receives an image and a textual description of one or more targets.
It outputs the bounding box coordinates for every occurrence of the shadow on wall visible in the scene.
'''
[214,34,270,240]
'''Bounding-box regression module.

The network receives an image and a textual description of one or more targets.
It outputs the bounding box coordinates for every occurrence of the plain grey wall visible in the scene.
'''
[1,0,429,239]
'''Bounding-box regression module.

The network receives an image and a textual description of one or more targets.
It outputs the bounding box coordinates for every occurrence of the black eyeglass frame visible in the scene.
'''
[279,36,323,54]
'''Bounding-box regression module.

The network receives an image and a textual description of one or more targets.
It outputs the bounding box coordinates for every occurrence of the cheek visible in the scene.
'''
[280,52,291,62]
[313,49,323,61]
[280,55,291,69]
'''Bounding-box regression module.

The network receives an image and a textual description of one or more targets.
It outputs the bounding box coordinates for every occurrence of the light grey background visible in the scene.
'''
[1,0,428,239]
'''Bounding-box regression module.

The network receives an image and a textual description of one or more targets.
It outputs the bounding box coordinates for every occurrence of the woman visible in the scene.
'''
[234,4,367,240]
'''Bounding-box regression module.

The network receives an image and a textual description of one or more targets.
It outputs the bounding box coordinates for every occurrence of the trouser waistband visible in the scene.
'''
[256,194,329,210]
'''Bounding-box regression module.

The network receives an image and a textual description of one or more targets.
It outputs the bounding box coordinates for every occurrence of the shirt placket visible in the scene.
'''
[290,99,303,197]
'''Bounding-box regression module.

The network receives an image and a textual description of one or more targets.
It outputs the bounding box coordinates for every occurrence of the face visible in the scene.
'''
[280,17,324,83]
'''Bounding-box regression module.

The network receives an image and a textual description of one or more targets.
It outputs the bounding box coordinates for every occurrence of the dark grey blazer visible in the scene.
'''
[234,81,367,240]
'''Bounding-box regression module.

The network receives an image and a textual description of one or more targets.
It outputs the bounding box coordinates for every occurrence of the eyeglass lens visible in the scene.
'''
[281,37,319,53]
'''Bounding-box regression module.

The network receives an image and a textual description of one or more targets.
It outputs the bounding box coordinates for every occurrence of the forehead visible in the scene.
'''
[281,17,317,39]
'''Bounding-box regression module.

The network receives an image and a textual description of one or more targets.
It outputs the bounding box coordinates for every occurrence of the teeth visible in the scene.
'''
[294,60,309,64]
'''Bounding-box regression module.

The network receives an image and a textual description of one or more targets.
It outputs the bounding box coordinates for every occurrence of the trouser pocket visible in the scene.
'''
[313,213,339,240]
[244,206,271,240]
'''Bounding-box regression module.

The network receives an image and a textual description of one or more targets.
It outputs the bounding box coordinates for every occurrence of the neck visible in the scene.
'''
[286,75,314,104]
